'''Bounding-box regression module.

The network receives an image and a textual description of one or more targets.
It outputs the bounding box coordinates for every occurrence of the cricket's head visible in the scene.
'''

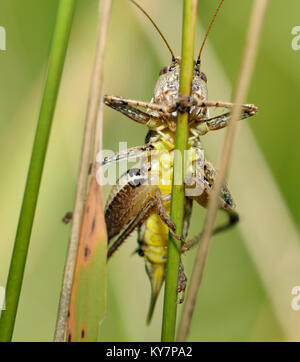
[153,57,208,109]
[129,0,224,100]
[129,0,224,125]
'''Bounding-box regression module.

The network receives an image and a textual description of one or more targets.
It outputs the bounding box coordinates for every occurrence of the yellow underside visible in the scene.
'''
[143,199,171,264]
[142,138,174,265]
[141,133,197,321]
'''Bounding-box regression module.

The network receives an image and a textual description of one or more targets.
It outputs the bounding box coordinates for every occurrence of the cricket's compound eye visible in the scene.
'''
[159,66,169,76]
[200,72,207,83]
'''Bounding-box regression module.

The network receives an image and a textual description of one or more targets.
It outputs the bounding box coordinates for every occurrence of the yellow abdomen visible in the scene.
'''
[143,195,171,265]
[142,140,174,266]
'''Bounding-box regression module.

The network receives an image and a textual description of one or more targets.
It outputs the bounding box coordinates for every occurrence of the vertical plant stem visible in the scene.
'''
[54,0,112,342]
[161,0,198,342]
[177,0,269,342]
[0,0,76,342]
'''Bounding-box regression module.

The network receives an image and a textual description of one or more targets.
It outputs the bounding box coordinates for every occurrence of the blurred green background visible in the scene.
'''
[1,0,300,341]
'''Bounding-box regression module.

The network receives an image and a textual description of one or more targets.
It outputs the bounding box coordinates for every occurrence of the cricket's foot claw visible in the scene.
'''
[181,241,189,253]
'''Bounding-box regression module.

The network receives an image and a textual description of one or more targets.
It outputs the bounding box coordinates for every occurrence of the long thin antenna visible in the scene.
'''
[130,0,176,61]
[197,0,224,63]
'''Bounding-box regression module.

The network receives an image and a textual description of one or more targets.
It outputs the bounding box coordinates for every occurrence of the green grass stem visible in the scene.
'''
[0,0,76,342]
[161,0,198,342]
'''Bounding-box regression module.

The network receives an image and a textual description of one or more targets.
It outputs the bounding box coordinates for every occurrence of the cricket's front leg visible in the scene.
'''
[189,99,258,136]
[101,144,153,167]
[174,94,258,114]
[201,100,257,112]
[191,109,257,136]
[104,95,170,127]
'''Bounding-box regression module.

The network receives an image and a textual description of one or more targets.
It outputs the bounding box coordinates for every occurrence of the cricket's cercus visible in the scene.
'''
[101,0,258,323]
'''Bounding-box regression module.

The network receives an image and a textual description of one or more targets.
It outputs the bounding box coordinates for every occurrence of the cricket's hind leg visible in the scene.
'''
[183,160,239,252]
[212,209,239,235]
[108,187,182,259]
[182,209,239,252]
[177,261,188,304]
[176,198,193,304]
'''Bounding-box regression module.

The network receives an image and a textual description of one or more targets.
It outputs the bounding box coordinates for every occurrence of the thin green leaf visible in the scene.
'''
[0,0,76,342]
[161,0,198,342]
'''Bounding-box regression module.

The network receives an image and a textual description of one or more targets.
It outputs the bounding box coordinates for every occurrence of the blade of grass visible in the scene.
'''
[0,0,76,342]
[177,0,269,342]
[54,0,112,342]
[67,176,107,342]
[161,0,198,342]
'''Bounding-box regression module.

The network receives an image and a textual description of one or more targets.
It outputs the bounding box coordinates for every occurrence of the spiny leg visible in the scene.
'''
[104,95,171,117]
[107,196,157,258]
[182,209,239,252]
[101,145,153,167]
[104,95,176,141]
[182,160,239,251]
[176,199,192,304]
[101,144,176,172]
[104,97,153,124]
[107,189,182,258]
[185,95,258,113]
[191,109,257,136]
[213,209,239,235]
[156,190,188,304]
[177,261,187,304]
[105,95,259,144]
[105,95,258,122]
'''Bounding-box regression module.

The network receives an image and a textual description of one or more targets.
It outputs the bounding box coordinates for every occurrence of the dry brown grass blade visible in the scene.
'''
[177,0,269,342]
[54,0,112,342]
[67,174,107,342]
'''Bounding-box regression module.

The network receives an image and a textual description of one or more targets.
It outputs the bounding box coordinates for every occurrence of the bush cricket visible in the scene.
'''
[102,0,258,323]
